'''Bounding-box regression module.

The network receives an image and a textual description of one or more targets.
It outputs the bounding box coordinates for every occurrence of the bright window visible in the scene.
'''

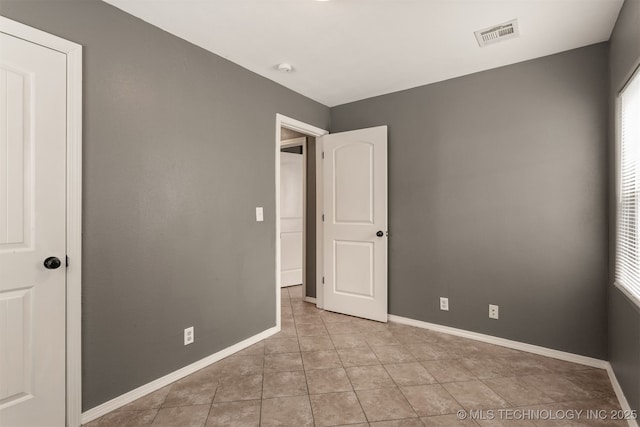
[616,68,640,306]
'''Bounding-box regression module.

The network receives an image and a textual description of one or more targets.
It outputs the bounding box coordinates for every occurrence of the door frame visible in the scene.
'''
[275,114,327,328]
[280,137,307,289]
[0,17,83,427]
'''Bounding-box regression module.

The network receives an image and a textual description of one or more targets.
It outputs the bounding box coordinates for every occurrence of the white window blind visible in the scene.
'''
[616,69,640,305]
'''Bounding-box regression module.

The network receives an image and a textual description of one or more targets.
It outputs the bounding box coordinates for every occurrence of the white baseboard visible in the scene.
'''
[304,296,317,304]
[606,363,639,427]
[388,314,607,368]
[81,326,279,425]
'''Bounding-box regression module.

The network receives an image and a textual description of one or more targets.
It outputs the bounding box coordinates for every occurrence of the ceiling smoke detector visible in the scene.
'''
[277,63,294,72]
[474,19,519,47]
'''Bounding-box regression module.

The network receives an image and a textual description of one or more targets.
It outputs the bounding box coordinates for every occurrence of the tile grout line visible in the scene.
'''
[258,339,266,427]
[286,292,313,425]
[322,314,372,425]
[293,316,316,426]
[202,370,221,426]
[376,348,426,423]
[296,293,319,426]
[148,380,172,425]
[381,326,485,422]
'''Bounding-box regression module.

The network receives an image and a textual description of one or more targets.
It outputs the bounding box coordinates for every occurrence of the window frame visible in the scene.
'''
[615,64,640,309]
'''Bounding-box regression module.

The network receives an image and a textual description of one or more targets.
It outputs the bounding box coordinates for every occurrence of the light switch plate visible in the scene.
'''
[256,207,264,222]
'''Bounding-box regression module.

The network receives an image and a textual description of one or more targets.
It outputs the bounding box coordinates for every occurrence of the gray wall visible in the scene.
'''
[331,44,609,358]
[0,0,329,410]
[306,138,317,298]
[609,0,640,412]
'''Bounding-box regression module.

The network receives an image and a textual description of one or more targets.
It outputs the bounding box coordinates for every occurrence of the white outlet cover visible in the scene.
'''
[256,207,264,222]
[489,304,499,319]
[184,326,194,345]
[440,297,449,311]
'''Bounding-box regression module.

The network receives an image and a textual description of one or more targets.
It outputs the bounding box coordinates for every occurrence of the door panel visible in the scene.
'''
[280,151,304,287]
[322,126,387,322]
[334,142,374,224]
[0,32,67,427]
[0,289,32,404]
[334,240,374,297]
[0,67,30,246]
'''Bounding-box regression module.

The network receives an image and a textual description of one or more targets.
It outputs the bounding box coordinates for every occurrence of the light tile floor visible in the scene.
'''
[85,285,626,426]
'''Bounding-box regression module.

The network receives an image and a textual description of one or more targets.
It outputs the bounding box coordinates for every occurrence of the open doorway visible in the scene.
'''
[275,115,328,328]
[279,131,306,288]
[275,115,389,325]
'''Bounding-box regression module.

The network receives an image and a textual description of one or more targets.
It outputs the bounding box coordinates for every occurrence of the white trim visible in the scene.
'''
[275,114,328,322]
[606,363,640,427]
[0,16,80,54]
[65,34,83,427]
[301,139,307,297]
[388,314,608,369]
[304,296,317,304]
[315,138,324,309]
[618,61,640,96]
[277,114,327,137]
[0,17,83,427]
[275,123,282,328]
[615,281,640,313]
[280,136,306,148]
[81,326,278,424]
[614,73,640,312]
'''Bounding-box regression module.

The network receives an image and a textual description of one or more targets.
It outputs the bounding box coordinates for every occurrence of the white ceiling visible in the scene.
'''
[103,0,623,107]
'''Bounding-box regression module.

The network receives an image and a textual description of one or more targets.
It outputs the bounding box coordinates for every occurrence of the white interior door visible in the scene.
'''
[0,32,67,427]
[280,149,304,287]
[322,126,388,322]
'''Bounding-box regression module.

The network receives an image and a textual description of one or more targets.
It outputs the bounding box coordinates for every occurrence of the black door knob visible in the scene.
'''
[44,257,62,270]
[376,231,384,237]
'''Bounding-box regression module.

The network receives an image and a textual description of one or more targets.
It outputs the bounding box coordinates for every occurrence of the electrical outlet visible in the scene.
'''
[489,304,499,320]
[440,297,449,311]
[184,326,194,345]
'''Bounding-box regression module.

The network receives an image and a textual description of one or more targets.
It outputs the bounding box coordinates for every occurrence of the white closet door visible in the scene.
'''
[0,32,67,427]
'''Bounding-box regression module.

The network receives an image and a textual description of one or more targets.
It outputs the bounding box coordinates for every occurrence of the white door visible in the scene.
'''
[280,149,304,287]
[322,126,388,322]
[0,32,67,427]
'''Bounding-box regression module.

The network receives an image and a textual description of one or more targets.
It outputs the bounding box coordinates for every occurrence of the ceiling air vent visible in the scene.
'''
[474,19,519,47]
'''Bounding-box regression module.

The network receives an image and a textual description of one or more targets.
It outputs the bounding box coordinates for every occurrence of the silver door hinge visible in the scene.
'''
[66,256,69,267]
[322,152,325,159]
[322,276,325,284]
[322,214,325,222]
